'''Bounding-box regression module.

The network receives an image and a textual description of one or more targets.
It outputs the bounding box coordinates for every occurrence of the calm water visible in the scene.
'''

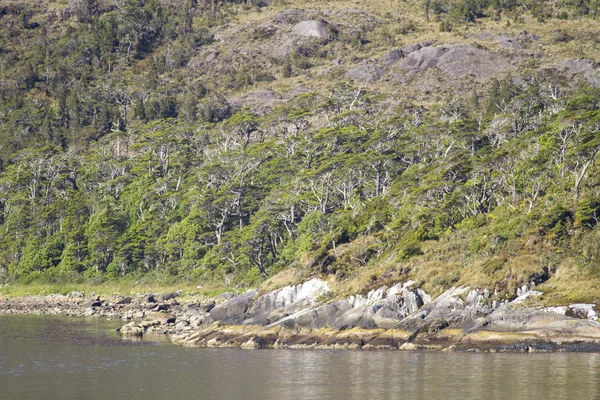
[1,315,600,399]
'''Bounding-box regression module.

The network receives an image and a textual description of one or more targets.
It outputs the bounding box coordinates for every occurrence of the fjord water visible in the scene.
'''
[1,315,599,400]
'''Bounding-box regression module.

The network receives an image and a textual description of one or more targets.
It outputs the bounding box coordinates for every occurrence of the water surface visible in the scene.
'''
[1,315,599,399]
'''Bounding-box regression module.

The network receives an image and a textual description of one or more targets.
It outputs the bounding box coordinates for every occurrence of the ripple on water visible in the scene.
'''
[1,315,600,400]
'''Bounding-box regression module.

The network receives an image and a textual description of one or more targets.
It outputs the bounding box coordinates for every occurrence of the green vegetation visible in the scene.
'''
[1,0,600,302]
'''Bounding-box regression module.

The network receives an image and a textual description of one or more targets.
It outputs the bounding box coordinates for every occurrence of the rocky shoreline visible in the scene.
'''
[2,280,600,353]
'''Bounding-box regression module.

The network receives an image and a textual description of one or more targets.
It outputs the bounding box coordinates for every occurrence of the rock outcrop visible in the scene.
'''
[345,63,384,82]
[291,20,328,39]
[3,280,600,352]
[398,44,511,79]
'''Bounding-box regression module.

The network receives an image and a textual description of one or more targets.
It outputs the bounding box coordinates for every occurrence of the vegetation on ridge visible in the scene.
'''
[1,0,600,304]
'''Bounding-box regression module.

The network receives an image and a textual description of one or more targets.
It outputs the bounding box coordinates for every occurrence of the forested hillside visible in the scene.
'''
[2,0,600,303]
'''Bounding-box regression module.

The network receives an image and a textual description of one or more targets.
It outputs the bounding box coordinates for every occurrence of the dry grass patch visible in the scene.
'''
[536,260,600,305]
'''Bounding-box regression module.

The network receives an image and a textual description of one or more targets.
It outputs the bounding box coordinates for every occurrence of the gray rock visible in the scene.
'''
[556,59,600,85]
[216,292,236,301]
[402,43,422,54]
[380,49,404,66]
[567,304,599,320]
[248,279,329,316]
[465,290,483,307]
[401,40,435,55]
[345,63,384,82]
[291,20,328,39]
[243,279,330,325]
[274,9,309,25]
[115,297,132,305]
[160,290,182,302]
[119,322,144,337]
[399,44,510,80]
[403,288,424,313]
[185,301,215,313]
[334,305,376,329]
[146,311,176,324]
[210,290,257,322]
[373,296,410,328]
[276,299,353,330]
[497,35,522,50]
[146,295,157,303]
[438,44,510,79]
[87,300,104,308]
[400,46,448,70]
[393,286,473,332]
[230,89,282,109]
[205,51,218,63]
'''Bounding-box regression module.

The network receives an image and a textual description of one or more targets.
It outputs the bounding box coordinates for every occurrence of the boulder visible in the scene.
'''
[184,301,215,314]
[146,295,157,303]
[291,20,328,39]
[437,44,509,79]
[115,297,132,305]
[380,49,404,66]
[345,63,384,82]
[160,291,181,302]
[401,39,435,55]
[333,305,376,330]
[400,46,448,70]
[146,311,176,324]
[216,292,236,301]
[209,290,257,322]
[119,322,144,337]
[87,299,104,308]
[567,304,599,320]
[393,286,478,333]
[248,279,330,316]
[399,44,510,80]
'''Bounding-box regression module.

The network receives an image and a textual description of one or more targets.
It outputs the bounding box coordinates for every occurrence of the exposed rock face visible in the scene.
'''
[437,44,510,79]
[346,64,383,82]
[399,44,510,79]
[291,20,328,39]
[401,39,436,55]
[3,280,600,352]
[274,9,310,25]
[497,35,522,50]
[170,281,600,351]
[380,49,404,66]
[556,59,600,85]
[229,89,283,110]
[209,290,257,323]
[400,46,448,70]
[345,63,384,82]
[248,279,330,315]
[567,304,599,320]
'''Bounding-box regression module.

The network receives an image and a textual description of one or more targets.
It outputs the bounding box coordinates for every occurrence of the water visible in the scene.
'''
[1,315,600,399]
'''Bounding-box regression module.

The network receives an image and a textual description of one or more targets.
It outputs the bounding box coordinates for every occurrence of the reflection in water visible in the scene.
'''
[1,315,600,400]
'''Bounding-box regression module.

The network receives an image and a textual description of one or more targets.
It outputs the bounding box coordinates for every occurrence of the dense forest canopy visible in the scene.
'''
[1,0,600,301]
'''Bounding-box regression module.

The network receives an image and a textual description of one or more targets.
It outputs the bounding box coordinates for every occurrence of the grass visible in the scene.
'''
[0,281,234,299]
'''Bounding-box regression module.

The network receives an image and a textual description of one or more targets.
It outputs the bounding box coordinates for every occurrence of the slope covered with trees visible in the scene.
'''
[1,0,600,303]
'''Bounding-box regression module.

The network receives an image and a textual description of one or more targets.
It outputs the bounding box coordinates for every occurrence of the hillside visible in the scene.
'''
[1,0,600,306]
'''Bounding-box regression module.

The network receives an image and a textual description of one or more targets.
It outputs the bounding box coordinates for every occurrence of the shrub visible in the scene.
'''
[439,19,453,32]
